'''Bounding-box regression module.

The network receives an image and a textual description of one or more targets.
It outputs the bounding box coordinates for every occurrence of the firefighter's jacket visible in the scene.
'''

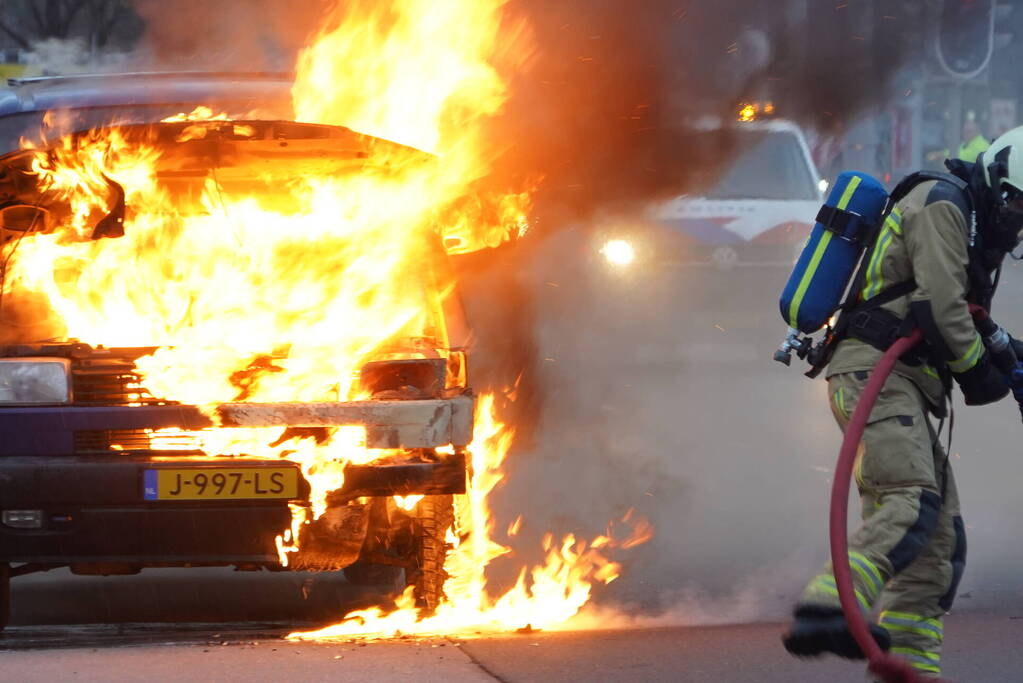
[827,180,982,415]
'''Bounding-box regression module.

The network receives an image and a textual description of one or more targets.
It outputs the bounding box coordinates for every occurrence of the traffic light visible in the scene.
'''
[935,0,996,78]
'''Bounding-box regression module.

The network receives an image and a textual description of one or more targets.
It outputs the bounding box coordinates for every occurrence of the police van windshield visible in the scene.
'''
[0,101,293,154]
[705,130,818,201]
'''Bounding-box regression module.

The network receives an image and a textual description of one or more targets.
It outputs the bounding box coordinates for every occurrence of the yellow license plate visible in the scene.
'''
[143,467,299,501]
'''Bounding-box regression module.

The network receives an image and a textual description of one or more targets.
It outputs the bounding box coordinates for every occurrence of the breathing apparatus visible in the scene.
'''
[774,162,1023,430]
[773,170,941,374]
[776,138,1023,378]
[774,172,891,368]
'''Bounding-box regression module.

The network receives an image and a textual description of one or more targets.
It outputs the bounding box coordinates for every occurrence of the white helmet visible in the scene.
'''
[977,126,1023,254]
[981,126,1023,201]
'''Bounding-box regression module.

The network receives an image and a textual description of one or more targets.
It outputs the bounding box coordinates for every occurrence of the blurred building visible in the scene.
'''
[0,44,28,83]
[800,0,1023,184]
[0,2,143,86]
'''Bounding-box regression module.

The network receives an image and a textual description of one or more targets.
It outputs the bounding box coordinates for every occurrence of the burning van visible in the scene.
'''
[0,73,480,627]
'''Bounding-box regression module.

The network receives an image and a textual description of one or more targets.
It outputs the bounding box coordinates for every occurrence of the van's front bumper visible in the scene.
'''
[0,395,475,457]
[0,452,465,565]
[0,395,472,565]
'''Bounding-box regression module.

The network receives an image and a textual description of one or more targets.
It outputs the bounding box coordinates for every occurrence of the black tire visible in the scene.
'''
[343,561,403,588]
[0,563,9,631]
[406,495,454,613]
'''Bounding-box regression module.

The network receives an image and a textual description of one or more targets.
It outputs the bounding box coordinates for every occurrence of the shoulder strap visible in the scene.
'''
[858,170,972,311]
[906,170,994,308]
[887,170,968,210]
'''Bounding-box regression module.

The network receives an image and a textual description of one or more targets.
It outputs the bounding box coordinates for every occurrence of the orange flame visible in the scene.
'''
[0,0,651,637]
[292,0,536,254]
[288,395,651,638]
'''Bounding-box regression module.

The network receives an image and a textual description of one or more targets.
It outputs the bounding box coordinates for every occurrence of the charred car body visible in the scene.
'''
[0,73,474,626]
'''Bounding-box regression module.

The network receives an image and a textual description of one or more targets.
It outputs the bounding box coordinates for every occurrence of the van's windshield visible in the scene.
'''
[704,130,818,201]
[0,100,294,153]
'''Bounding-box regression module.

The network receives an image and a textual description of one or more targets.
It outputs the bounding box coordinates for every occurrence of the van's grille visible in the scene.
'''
[72,428,204,454]
[0,342,205,455]
[68,349,204,454]
[71,355,171,406]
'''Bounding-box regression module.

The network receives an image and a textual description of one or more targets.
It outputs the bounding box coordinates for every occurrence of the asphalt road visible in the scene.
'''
[8,256,1023,681]
[3,608,1023,681]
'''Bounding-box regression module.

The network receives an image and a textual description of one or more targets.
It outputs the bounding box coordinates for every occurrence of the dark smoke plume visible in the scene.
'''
[131,0,329,71]
[31,0,938,620]
[131,1,915,220]
[131,0,919,442]
[486,0,915,222]
[461,0,917,440]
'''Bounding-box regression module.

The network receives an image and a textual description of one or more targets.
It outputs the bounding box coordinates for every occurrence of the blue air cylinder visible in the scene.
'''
[779,172,890,334]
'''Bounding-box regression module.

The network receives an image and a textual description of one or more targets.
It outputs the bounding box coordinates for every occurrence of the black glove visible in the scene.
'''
[953,354,1010,406]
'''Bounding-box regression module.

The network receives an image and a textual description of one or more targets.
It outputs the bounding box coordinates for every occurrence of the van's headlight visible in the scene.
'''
[0,358,71,404]
[600,238,636,267]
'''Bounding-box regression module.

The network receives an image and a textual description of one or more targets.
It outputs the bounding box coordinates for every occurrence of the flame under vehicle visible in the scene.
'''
[0,73,476,628]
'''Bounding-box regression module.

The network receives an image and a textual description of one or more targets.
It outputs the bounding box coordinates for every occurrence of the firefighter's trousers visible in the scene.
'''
[799,371,966,678]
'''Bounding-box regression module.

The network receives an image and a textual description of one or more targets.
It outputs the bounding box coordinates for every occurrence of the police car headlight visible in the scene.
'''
[600,239,636,267]
[0,358,71,404]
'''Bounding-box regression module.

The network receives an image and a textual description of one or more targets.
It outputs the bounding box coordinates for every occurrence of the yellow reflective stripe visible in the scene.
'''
[837,176,864,210]
[788,175,862,328]
[891,647,940,661]
[886,207,903,235]
[809,575,870,610]
[862,205,900,301]
[891,646,941,673]
[882,622,943,640]
[880,609,944,641]
[788,232,833,328]
[948,333,984,373]
[922,365,940,380]
[880,611,942,630]
[909,664,941,674]
[861,226,893,299]
[848,551,884,598]
[861,230,882,298]
[833,387,848,420]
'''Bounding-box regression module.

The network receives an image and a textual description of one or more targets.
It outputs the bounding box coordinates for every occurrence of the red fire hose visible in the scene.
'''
[828,327,954,683]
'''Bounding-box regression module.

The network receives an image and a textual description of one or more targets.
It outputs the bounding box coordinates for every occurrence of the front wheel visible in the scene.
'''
[405,495,454,613]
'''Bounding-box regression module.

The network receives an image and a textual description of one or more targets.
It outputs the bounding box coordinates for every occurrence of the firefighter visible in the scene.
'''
[782,126,1023,678]
[957,115,989,164]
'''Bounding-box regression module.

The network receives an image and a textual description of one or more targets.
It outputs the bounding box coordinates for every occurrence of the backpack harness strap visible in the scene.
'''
[843,280,923,362]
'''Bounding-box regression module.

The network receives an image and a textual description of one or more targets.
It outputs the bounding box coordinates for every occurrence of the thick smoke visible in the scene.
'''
[130,1,913,220]
[16,0,952,626]
[454,1,917,452]
[129,0,915,456]
[484,0,912,221]
[131,0,329,71]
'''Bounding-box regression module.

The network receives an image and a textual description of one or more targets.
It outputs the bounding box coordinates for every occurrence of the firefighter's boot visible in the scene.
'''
[782,604,891,660]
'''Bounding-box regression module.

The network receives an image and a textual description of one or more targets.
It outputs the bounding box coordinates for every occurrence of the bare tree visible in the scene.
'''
[86,0,130,49]
[0,0,138,51]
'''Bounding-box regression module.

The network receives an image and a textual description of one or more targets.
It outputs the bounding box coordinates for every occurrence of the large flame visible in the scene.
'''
[292,0,535,254]
[0,0,650,636]
[289,394,652,639]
